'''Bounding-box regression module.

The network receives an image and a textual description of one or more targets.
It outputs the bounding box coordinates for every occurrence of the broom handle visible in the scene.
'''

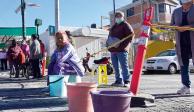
[151,24,194,31]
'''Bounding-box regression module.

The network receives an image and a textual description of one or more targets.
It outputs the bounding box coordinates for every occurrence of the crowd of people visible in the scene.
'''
[0,34,46,79]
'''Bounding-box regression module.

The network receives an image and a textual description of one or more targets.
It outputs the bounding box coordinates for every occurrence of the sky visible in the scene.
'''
[0,0,132,34]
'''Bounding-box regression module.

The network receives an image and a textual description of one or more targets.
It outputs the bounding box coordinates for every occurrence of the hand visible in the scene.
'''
[177,25,190,32]
[177,28,187,32]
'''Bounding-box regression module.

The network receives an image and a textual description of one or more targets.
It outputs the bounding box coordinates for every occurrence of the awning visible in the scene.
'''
[0,43,7,49]
[0,27,36,36]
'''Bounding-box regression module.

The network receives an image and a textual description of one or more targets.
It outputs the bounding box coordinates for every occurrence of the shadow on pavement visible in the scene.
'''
[0,77,47,84]
[153,93,194,99]
[0,87,68,110]
[143,71,175,75]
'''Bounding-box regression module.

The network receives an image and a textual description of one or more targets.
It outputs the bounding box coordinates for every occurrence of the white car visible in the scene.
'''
[144,49,194,74]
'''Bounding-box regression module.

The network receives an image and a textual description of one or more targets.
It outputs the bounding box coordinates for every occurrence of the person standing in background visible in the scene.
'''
[107,11,134,87]
[38,39,46,76]
[7,39,22,78]
[82,51,92,73]
[171,0,194,95]
[0,48,7,71]
[21,39,30,59]
[30,34,42,78]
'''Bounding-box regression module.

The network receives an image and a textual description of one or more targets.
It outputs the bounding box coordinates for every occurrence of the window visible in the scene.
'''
[153,4,159,22]
[159,3,165,13]
[156,50,176,57]
[159,3,177,14]
[127,7,134,17]
[166,4,171,13]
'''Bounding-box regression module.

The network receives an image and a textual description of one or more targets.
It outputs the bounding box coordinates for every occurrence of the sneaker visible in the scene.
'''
[177,85,191,95]
[111,81,124,87]
[124,80,130,87]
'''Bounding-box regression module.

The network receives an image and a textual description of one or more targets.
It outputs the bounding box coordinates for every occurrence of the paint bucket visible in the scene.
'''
[91,90,132,112]
[67,82,97,112]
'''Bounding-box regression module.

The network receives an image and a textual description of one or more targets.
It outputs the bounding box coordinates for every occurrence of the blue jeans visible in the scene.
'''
[111,52,130,83]
[180,65,191,88]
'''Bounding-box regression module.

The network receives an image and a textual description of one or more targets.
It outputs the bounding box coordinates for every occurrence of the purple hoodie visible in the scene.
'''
[48,43,85,76]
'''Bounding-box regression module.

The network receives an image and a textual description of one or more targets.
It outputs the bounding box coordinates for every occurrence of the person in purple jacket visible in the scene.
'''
[48,31,85,83]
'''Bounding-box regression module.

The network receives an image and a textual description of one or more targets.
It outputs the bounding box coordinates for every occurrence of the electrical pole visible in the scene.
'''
[101,16,103,29]
[55,0,60,32]
[36,26,39,36]
[111,0,116,25]
[16,0,40,40]
[21,0,26,40]
[113,0,116,15]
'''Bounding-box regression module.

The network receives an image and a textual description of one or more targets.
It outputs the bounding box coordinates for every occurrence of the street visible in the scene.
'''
[0,71,194,112]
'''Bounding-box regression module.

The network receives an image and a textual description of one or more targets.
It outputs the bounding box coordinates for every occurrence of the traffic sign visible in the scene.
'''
[49,25,55,36]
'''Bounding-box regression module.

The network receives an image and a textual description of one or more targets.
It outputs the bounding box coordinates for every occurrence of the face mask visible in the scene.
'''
[115,18,124,24]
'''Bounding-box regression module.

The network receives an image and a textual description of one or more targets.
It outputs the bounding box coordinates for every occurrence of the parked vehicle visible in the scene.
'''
[143,49,194,74]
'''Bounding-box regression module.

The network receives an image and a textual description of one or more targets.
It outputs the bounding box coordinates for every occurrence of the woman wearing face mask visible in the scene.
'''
[107,11,134,87]
[171,0,194,95]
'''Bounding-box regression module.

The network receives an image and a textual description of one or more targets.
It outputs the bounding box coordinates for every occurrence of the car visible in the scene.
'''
[143,49,194,74]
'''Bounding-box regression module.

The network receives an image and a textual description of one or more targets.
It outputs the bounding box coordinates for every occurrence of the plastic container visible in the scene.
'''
[49,75,66,97]
[49,75,80,97]
[91,90,132,112]
[67,82,97,112]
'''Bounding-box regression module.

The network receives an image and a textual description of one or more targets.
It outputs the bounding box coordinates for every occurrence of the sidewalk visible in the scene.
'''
[0,71,194,112]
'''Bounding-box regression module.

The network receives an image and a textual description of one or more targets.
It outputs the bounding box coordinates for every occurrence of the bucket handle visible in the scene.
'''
[49,77,64,85]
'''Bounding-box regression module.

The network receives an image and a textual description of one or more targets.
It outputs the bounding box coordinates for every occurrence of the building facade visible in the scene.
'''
[109,0,179,38]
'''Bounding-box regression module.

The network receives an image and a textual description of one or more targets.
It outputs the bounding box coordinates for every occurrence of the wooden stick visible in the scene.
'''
[151,24,194,31]
[91,33,134,57]
[80,34,134,63]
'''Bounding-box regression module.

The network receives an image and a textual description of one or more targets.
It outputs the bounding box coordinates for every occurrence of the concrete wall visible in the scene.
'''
[74,37,110,67]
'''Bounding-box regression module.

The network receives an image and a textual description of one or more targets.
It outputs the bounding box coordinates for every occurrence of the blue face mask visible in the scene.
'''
[115,18,124,24]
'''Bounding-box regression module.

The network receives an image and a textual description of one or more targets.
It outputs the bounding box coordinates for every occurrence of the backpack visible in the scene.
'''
[18,51,25,64]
